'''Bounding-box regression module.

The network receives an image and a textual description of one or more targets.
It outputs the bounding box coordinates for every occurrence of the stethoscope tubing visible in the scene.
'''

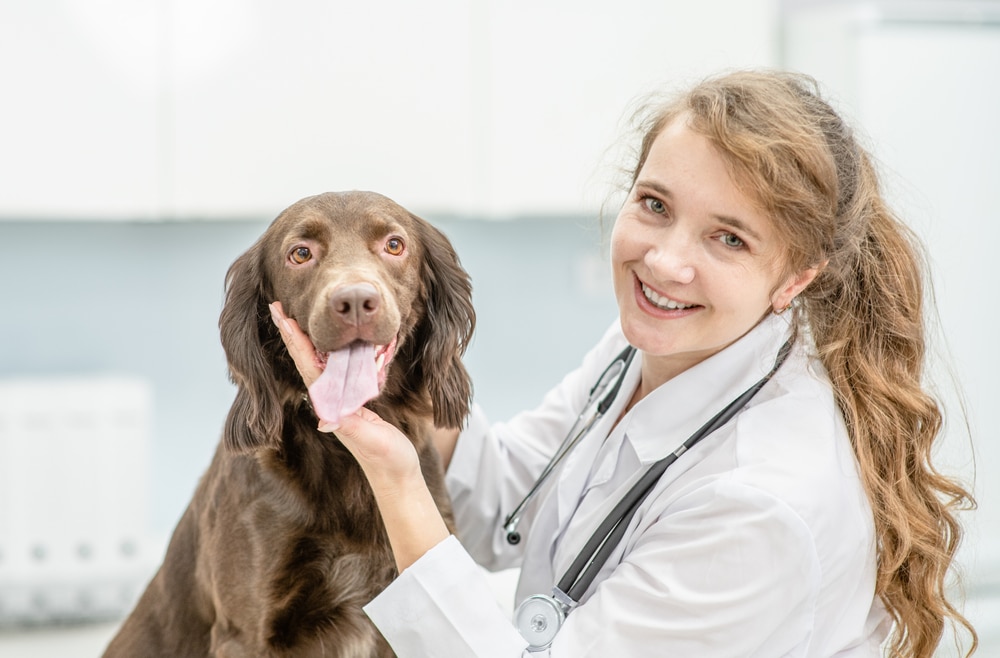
[512,337,794,650]
[556,338,792,603]
[503,345,637,545]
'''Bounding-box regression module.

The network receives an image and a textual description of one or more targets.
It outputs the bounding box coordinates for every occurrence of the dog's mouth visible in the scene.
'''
[372,341,396,385]
[313,339,397,386]
[308,336,398,426]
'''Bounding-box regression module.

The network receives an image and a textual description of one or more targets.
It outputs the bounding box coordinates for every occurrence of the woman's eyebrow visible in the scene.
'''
[715,215,763,242]
[634,179,673,199]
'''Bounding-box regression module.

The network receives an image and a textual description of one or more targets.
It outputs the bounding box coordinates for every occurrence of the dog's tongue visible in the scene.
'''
[308,342,378,425]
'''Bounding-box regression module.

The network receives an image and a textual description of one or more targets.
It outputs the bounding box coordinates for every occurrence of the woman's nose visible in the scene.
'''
[645,237,696,284]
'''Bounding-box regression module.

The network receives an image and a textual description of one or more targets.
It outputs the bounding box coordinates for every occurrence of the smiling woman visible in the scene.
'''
[616,70,979,657]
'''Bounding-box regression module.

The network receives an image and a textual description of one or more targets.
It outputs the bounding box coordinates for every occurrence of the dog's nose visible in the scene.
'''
[331,283,381,326]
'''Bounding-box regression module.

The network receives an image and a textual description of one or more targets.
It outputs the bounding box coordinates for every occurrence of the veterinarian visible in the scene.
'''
[272,70,976,656]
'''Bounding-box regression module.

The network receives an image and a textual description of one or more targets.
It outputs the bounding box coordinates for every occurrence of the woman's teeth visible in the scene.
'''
[642,283,695,310]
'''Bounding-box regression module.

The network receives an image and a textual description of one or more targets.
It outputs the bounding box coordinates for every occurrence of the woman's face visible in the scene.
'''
[611,118,818,380]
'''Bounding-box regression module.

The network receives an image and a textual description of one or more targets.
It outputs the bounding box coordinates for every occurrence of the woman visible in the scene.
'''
[271,70,976,656]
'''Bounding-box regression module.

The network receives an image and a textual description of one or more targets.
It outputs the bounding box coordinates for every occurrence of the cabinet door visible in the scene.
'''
[0,2,160,219]
[1,0,779,221]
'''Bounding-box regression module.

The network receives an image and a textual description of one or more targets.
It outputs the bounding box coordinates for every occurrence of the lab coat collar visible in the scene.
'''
[622,312,794,465]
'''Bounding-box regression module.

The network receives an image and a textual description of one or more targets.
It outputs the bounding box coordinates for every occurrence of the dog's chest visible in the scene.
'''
[207,455,398,654]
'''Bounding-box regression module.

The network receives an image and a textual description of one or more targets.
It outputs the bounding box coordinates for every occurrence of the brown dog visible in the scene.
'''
[104,191,475,657]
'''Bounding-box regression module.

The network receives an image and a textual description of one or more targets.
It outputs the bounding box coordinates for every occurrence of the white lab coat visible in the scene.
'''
[365,313,891,656]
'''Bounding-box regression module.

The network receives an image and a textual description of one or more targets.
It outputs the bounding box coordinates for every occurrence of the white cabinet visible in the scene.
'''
[0,376,160,624]
[1,0,779,220]
[0,2,160,220]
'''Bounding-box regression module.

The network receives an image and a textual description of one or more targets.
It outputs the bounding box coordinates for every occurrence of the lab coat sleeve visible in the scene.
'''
[364,535,527,657]
[445,323,628,572]
[365,481,823,657]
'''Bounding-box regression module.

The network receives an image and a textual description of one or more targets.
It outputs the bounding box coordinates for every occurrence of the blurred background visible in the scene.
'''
[0,0,997,655]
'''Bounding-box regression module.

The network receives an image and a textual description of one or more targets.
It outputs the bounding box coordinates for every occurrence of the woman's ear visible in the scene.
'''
[771,260,827,312]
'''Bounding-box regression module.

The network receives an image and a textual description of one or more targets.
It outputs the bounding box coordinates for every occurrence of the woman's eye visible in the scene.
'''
[643,197,666,214]
[290,246,312,264]
[385,237,405,256]
[720,233,745,249]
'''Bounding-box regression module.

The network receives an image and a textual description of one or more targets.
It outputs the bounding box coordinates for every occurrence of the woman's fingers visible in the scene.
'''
[332,408,397,450]
[330,408,422,485]
[353,406,388,424]
[269,302,323,387]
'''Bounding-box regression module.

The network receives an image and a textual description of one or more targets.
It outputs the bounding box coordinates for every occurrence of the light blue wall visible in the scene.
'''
[0,216,618,533]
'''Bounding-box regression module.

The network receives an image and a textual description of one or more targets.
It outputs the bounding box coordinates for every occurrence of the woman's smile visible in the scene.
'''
[637,276,699,313]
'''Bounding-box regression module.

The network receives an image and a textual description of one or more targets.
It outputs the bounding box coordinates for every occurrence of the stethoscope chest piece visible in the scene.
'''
[514,594,566,650]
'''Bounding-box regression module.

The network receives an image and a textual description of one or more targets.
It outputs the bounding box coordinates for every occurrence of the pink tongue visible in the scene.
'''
[308,342,379,425]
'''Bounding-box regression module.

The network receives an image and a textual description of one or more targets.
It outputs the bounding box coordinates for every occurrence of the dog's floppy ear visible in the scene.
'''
[218,243,284,453]
[412,215,476,429]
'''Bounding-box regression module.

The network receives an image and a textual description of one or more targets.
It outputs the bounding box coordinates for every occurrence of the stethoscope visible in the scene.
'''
[502,344,638,546]
[508,338,793,651]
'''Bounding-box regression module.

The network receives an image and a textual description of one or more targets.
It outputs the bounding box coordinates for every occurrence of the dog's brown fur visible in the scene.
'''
[104,191,475,657]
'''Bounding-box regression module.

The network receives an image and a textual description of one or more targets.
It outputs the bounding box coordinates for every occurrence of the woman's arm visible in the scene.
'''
[365,475,828,657]
[332,409,451,572]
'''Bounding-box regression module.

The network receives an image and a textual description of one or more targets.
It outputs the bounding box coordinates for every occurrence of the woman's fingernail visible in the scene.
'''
[319,422,339,433]
[269,303,292,335]
[268,303,282,328]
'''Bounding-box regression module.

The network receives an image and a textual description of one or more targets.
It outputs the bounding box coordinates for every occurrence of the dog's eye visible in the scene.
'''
[290,247,312,264]
[385,237,405,256]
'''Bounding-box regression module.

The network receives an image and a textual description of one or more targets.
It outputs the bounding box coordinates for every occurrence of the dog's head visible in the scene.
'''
[219,191,475,454]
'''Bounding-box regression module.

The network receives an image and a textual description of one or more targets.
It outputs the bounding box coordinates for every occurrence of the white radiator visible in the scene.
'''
[0,376,161,626]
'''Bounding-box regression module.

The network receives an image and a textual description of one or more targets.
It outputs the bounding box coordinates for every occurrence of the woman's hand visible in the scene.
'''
[269,301,450,570]
[269,301,419,477]
[268,302,322,388]
[325,406,424,489]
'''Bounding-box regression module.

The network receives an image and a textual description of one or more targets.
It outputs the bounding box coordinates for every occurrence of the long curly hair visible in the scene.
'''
[626,70,976,657]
